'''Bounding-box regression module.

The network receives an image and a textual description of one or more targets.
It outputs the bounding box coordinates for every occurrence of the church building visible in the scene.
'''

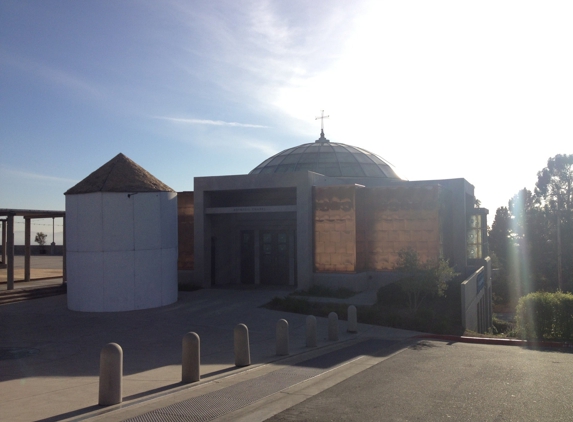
[178,129,488,292]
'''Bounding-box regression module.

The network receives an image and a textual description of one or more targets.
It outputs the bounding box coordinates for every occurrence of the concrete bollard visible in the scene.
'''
[182,332,200,383]
[306,315,317,347]
[328,312,339,341]
[347,305,357,333]
[234,323,251,367]
[98,343,123,406]
[276,319,289,356]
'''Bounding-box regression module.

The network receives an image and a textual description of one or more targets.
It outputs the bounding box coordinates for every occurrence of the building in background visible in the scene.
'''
[179,130,489,293]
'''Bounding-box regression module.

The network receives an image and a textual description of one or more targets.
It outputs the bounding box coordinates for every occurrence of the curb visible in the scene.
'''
[0,276,64,285]
[414,333,573,349]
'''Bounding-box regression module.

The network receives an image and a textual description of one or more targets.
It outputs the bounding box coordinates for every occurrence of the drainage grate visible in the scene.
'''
[125,339,394,422]
[0,347,40,360]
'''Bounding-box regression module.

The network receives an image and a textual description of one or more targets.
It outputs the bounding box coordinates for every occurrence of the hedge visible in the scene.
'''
[516,291,573,340]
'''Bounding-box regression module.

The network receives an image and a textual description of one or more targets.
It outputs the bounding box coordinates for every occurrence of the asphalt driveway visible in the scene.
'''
[265,340,573,421]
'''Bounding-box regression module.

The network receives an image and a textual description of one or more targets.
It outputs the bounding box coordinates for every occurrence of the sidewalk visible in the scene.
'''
[0,287,418,422]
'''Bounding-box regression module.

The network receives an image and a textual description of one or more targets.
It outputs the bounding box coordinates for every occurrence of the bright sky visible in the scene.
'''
[2,1,572,243]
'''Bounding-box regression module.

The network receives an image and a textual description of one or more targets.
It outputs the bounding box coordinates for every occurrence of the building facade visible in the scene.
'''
[179,131,488,292]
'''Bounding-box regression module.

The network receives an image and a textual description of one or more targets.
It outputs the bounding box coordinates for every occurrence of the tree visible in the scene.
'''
[488,206,511,267]
[535,154,573,290]
[395,247,457,313]
[35,232,47,246]
[489,155,573,303]
[488,206,512,303]
[535,154,573,212]
[508,188,537,240]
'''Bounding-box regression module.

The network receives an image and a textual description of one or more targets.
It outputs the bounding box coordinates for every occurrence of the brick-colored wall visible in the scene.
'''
[315,184,443,273]
[177,191,194,270]
[314,185,357,272]
[360,185,442,270]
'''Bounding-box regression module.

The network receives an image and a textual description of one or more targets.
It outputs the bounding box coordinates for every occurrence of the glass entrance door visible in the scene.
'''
[240,230,255,284]
[260,230,289,285]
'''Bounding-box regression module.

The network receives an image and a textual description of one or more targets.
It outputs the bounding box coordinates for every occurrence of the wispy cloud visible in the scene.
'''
[168,0,353,100]
[1,167,78,185]
[155,116,268,128]
[2,51,102,99]
[241,140,279,156]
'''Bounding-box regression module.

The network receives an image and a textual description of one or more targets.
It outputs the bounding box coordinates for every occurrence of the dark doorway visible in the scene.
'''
[260,230,290,285]
[240,230,255,284]
[210,236,216,286]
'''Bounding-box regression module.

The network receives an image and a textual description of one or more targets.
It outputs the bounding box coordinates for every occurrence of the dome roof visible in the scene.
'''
[249,130,400,179]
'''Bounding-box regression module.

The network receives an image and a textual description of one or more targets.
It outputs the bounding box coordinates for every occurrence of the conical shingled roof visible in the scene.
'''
[65,153,174,195]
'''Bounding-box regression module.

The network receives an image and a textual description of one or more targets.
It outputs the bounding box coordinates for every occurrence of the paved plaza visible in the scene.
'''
[0,255,64,284]
[2,257,573,421]
[0,281,416,421]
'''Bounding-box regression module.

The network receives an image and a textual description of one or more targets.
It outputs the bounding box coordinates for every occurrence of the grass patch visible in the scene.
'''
[291,285,355,299]
[491,316,516,337]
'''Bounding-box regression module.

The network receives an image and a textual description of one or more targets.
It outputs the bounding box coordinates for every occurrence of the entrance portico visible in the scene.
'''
[194,171,331,290]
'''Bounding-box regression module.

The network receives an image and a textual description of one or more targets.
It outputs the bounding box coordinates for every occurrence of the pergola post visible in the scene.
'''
[25,217,31,282]
[7,213,14,290]
[1,219,6,267]
[1,209,65,286]
[50,217,55,255]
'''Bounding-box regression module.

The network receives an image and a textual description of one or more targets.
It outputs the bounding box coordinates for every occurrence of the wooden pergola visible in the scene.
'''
[0,209,66,290]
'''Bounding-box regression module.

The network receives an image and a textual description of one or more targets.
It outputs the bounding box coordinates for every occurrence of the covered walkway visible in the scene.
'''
[0,209,65,290]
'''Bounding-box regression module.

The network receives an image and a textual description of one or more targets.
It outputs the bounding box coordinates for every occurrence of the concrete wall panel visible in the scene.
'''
[68,190,176,312]
[134,193,161,250]
[103,193,134,251]
[134,249,162,309]
[65,195,79,252]
[103,250,135,312]
[77,193,103,252]
[161,247,178,305]
[67,251,104,311]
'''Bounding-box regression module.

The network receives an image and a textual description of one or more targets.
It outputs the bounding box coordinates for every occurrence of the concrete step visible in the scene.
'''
[0,284,66,305]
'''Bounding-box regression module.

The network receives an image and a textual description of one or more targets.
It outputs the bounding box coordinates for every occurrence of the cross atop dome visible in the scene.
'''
[315,110,330,143]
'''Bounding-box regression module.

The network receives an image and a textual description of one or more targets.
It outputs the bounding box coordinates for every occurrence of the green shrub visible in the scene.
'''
[264,290,463,336]
[376,282,408,307]
[491,317,514,335]
[266,297,314,314]
[393,248,458,313]
[293,285,355,299]
[516,291,573,340]
[358,306,403,328]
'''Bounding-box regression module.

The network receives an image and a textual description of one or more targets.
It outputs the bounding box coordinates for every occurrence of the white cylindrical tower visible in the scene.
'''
[65,153,178,312]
